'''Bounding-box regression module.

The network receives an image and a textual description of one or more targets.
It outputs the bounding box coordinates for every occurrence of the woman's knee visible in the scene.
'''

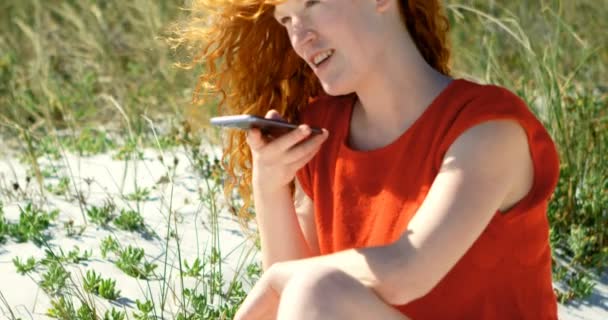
[279,266,357,317]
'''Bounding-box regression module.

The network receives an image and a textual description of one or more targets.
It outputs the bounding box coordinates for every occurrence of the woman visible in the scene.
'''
[173,0,560,319]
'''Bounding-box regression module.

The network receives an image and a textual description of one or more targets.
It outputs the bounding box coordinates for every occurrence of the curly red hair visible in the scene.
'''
[170,0,451,230]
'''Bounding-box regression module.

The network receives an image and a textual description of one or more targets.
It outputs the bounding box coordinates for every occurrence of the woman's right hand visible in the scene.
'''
[246,109,329,192]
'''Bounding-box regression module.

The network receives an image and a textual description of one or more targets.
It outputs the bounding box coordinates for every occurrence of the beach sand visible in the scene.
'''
[0,146,605,319]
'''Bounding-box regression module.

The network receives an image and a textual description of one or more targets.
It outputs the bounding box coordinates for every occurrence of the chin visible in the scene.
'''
[319,79,353,97]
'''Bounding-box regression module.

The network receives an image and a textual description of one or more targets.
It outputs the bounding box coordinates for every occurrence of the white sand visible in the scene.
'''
[0,143,605,319]
[0,143,260,319]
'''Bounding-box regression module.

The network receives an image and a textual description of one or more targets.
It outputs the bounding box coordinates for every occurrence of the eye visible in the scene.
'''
[305,0,319,7]
[277,1,318,25]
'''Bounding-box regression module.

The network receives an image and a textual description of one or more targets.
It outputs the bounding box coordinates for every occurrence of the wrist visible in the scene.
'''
[252,178,291,195]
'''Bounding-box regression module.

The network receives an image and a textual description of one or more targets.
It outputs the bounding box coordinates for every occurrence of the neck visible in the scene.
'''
[352,29,452,137]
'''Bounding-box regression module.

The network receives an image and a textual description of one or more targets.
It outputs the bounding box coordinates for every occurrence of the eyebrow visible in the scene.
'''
[272,0,302,21]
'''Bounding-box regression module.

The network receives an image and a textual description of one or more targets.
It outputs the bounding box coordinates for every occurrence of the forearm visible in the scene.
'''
[273,242,425,306]
[253,184,313,270]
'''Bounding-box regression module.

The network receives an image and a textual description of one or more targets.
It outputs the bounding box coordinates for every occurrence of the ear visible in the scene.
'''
[375,0,392,13]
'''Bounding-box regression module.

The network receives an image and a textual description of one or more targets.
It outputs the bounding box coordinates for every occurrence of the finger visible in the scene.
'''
[290,128,328,149]
[245,128,266,151]
[287,142,322,172]
[272,124,314,153]
[284,130,326,163]
[264,109,284,121]
[283,130,328,164]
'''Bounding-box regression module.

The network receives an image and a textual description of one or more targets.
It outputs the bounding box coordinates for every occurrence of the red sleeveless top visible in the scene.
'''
[295,79,560,319]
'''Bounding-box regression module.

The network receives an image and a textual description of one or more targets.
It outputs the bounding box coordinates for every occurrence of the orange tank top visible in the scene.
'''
[295,78,560,319]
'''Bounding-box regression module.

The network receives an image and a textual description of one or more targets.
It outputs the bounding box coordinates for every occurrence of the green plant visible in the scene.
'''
[76,303,96,320]
[12,256,37,275]
[246,262,263,282]
[556,270,597,303]
[182,257,205,278]
[63,219,86,238]
[126,187,151,202]
[0,204,8,244]
[155,132,181,150]
[20,135,62,161]
[115,246,157,279]
[83,270,121,300]
[225,280,248,313]
[100,235,120,259]
[133,299,155,320]
[47,296,97,320]
[208,272,225,298]
[98,278,121,300]
[192,152,224,185]
[113,137,144,161]
[208,247,221,265]
[27,164,59,179]
[83,269,103,293]
[114,209,145,232]
[47,296,76,319]
[41,246,92,265]
[177,284,246,320]
[65,246,92,263]
[568,272,596,300]
[45,176,70,196]
[40,261,70,295]
[67,128,116,156]
[104,308,127,320]
[7,202,59,245]
[87,201,116,226]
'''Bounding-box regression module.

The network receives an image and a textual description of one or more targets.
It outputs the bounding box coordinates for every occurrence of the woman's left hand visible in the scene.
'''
[234,262,294,320]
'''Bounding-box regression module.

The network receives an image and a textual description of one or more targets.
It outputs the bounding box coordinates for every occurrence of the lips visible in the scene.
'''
[314,53,332,71]
[307,49,335,67]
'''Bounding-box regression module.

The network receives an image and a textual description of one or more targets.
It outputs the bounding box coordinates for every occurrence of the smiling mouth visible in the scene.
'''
[313,49,334,65]
[313,52,333,70]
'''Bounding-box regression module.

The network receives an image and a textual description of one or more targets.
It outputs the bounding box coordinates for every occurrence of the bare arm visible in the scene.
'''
[248,110,327,271]
[253,179,318,270]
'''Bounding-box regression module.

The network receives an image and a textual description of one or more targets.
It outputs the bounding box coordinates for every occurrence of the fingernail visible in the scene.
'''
[300,125,310,134]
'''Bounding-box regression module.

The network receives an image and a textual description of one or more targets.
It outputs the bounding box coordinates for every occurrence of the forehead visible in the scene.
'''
[272,0,303,17]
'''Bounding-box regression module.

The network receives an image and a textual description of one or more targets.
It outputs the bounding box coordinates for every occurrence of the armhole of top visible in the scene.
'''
[434,90,560,219]
[296,167,314,200]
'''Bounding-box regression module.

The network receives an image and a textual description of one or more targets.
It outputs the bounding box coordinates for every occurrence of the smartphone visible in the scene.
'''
[210,115,323,137]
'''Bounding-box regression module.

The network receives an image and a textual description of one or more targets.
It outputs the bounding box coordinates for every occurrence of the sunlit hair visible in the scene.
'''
[170,0,451,232]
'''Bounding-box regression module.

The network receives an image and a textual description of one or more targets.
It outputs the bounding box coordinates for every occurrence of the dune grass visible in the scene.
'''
[0,0,606,318]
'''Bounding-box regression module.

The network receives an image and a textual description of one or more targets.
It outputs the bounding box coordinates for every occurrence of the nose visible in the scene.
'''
[290,18,316,53]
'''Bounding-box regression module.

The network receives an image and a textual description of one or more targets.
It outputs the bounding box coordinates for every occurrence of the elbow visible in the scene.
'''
[383,274,432,306]
[382,243,440,306]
